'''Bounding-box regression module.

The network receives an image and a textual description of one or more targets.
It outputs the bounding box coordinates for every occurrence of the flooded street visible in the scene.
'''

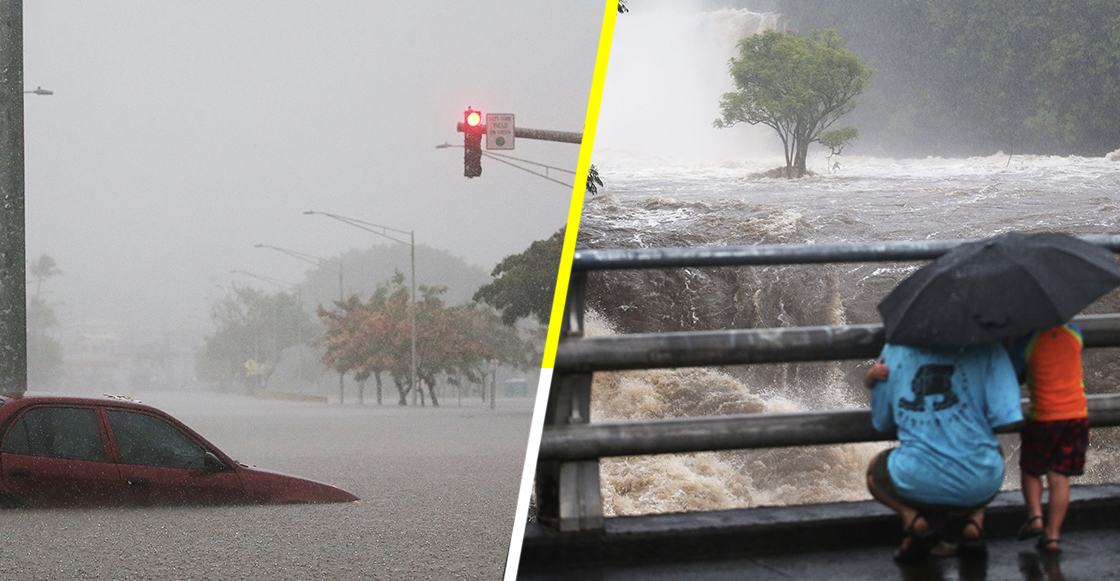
[1,392,533,580]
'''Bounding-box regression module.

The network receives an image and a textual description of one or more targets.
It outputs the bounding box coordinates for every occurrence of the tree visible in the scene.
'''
[27,254,63,389]
[320,272,534,406]
[586,164,604,195]
[714,30,872,178]
[474,228,564,326]
[29,254,62,298]
[775,0,1120,156]
[199,285,315,390]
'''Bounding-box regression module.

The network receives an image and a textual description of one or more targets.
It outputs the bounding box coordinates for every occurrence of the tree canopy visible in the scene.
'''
[27,254,63,389]
[319,273,533,406]
[473,228,564,326]
[198,285,315,389]
[777,0,1120,156]
[714,29,872,177]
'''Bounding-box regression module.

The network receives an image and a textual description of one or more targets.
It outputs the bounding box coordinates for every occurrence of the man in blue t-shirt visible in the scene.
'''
[864,341,1023,560]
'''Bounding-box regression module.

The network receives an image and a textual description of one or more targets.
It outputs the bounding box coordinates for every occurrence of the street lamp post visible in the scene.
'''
[254,244,354,404]
[304,211,418,405]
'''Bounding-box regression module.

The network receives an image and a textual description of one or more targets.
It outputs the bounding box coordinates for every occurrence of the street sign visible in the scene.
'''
[486,113,514,150]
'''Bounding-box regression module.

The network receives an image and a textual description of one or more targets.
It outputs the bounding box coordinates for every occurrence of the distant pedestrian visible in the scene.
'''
[864,341,1023,561]
[1010,324,1089,555]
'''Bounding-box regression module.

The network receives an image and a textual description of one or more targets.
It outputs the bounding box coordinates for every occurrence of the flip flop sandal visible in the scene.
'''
[1037,537,1062,555]
[957,518,988,559]
[1018,515,1044,540]
[894,514,940,562]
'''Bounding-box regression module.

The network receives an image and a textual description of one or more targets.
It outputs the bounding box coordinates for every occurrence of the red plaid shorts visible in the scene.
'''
[1019,417,1090,477]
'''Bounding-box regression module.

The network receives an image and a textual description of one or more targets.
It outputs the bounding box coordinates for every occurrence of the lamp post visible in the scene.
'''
[254,244,351,404]
[304,210,418,405]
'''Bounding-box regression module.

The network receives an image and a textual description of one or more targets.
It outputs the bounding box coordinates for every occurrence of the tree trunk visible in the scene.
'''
[793,134,811,177]
[426,378,440,407]
[375,372,383,406]
[396,379,408,406]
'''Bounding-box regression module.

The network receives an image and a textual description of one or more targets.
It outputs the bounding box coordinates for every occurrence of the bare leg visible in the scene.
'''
[963,507,985,541]
[1021,472,1045,521]
[867,460,920,526]
[1044,472,1070,542]
[866,458,954,557]
[1020,471,1046,539]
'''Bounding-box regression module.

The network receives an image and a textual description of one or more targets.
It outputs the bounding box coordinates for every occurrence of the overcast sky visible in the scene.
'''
[23,1,603,346]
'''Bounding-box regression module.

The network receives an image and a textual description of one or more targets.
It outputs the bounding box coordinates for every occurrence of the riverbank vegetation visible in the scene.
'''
[777,0,1120,156]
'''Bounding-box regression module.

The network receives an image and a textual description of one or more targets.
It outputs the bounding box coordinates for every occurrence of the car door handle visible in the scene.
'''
[126,478,150,487]
[8,468,31,479]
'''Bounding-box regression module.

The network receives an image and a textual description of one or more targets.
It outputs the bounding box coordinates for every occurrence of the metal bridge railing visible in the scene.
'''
[535,235,1120,533]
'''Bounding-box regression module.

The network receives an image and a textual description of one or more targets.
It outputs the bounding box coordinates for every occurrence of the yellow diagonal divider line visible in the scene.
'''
[504,2,620,579]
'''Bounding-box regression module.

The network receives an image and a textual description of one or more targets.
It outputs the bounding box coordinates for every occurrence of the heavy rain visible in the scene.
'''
[522,0,1120,578]
[4,1,603,579]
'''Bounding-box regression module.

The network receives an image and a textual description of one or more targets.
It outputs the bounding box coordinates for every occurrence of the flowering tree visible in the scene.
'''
[319,273,532,406]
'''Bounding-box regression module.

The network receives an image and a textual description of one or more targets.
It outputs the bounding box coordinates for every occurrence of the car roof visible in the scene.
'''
[0,392,157,412]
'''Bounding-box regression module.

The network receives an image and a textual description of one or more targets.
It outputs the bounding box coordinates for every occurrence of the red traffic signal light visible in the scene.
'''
[463,108,482,178]
[465,109,482,129]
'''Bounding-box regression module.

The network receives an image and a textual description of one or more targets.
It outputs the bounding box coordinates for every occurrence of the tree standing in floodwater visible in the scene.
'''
[714,29,872,178]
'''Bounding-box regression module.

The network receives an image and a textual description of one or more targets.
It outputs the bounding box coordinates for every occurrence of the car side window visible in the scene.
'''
[1,406,105,462]
[106,410,207,470]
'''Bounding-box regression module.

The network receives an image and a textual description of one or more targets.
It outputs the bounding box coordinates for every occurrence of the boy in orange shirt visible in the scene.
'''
[1010,324,1089,555]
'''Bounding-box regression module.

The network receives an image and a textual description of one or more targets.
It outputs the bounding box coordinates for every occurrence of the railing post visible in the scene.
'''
[536,270,604,531]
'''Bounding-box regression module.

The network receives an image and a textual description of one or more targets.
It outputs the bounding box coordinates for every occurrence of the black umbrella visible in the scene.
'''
[878,232,1120,348]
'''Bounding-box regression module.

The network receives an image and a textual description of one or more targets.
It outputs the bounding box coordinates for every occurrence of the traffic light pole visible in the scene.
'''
[455,123,582,145]
[0,0,26,393]
[510,127,582,144]
[456,108,581,179]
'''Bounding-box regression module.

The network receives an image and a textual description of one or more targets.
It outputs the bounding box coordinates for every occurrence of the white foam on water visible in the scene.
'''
[585,311,888,516]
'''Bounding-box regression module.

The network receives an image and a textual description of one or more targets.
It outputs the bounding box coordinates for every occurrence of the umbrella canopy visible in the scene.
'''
[878,232,1120,348]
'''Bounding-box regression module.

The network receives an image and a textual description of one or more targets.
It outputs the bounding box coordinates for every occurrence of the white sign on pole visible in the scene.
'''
[486,113,514,150]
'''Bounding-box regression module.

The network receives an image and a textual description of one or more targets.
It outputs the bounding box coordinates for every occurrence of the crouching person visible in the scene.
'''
[864,341,1024,561]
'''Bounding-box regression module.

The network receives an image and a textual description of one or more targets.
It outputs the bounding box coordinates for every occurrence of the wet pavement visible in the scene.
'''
[520,485,1120,580]
[522,526,1120,580]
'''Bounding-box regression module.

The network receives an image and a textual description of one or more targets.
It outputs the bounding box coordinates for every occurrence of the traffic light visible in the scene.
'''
[463,108,483,178]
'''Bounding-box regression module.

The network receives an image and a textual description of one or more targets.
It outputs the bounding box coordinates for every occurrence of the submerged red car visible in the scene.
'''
[0,392,359,508]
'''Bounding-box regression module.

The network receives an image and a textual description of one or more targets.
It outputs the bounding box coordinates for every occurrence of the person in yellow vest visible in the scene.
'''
[1010,324,1089,555]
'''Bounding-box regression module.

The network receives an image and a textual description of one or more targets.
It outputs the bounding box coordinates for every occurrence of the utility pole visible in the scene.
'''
[0,1,26,393]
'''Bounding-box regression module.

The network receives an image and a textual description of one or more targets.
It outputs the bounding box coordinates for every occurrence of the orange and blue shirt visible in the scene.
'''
[1010,324,1088,421]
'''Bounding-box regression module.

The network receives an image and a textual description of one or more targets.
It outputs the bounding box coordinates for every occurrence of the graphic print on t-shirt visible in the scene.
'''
[899,364,960,412]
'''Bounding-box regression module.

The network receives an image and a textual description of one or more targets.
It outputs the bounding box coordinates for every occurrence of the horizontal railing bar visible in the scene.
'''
[572,235,1120,272]
[555,314,1120,373]
[538,394,1120,462]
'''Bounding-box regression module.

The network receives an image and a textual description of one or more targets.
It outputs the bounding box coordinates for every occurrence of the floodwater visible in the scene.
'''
[1,392,533,580]
[581,1,1120,518]
[580,152,1120,516]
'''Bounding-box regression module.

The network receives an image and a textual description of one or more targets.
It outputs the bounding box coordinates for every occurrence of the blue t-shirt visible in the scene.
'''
[871,341,1023,507]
